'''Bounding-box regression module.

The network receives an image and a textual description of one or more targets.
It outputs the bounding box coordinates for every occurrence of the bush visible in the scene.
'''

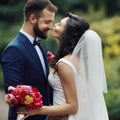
[0,1,25,23]
[91,16,120,120]
[105,88,120,120]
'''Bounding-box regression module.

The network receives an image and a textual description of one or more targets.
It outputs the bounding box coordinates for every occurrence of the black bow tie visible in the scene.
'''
[33,39,40,47]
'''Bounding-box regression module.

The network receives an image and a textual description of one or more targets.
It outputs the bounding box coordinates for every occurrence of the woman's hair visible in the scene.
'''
[51,12,90,70]
[24,0,57,21]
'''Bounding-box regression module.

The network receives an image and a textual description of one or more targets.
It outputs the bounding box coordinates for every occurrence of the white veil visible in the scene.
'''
[69,30,109,120]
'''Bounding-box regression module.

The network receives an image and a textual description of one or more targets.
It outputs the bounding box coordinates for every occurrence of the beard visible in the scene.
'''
[33,22,48,39]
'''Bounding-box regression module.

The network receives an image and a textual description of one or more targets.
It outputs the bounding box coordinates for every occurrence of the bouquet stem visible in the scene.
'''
[17,114,24,120]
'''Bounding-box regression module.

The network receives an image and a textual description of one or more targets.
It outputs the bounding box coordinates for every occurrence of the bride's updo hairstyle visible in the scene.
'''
[51,12,90,70]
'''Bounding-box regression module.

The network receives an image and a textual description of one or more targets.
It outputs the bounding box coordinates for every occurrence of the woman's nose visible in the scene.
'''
[55,23,58,27]
[49,26,53,30]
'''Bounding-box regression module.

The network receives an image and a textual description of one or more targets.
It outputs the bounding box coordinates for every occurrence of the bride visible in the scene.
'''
[17,12,109,120]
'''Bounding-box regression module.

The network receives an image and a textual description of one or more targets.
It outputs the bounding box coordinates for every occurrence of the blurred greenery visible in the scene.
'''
[0,0,120,120]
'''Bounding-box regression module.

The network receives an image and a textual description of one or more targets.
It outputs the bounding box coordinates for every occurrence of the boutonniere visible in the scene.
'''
[47,51,54,62]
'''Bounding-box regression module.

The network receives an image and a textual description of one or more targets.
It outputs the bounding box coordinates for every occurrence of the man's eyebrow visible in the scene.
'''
[46,20,52,22]
[46,20,52,21]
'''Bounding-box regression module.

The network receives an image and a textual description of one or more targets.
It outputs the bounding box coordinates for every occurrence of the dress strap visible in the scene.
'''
[57,58,78,74]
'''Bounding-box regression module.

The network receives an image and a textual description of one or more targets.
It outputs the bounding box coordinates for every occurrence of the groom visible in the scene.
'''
[1,0,57,120]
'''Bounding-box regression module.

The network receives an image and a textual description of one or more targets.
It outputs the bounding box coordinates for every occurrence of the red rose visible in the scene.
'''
[47,51,54,62]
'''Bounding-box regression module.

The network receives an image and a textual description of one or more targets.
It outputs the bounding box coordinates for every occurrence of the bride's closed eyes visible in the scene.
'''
[55,22,61,27]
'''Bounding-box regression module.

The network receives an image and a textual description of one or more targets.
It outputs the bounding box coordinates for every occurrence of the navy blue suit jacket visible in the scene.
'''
[1,32,52,120]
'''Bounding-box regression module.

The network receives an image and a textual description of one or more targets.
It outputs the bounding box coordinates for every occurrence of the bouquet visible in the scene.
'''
[47,51,54,62]
[5,85,43,109]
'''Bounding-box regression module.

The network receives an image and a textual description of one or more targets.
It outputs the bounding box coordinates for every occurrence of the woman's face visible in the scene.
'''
[50,17,69,39]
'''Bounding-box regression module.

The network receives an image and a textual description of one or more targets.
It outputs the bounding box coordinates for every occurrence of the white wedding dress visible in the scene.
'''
[48,58,109,120]
[50,30,109,120]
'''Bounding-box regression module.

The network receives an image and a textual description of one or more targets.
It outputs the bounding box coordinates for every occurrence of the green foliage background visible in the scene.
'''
[0,0,120,120]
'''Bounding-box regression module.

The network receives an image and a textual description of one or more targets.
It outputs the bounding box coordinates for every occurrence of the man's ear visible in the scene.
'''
[29,14,37,24]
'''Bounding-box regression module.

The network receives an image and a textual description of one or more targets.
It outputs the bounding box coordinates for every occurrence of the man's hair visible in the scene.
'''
[24,0,57,21]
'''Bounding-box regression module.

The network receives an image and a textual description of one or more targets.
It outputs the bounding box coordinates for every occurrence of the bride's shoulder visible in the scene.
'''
[57,60,73,77]
[56,59,66,68]
[57,58,72,71]
[57,55,71,63]
[64,54,71,59]
[57,55,79,74]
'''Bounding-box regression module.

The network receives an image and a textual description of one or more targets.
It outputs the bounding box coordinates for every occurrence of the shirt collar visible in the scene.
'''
[20,29,34,44]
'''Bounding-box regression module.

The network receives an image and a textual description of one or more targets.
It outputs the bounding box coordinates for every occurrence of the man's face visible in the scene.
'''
[34,8,55,39]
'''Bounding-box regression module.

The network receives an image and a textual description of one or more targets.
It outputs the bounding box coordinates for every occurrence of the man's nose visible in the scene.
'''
[48,23,53,30]
[49,26,53,30]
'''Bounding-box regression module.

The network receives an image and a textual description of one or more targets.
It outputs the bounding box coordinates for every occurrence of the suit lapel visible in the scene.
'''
[17,32,46,77]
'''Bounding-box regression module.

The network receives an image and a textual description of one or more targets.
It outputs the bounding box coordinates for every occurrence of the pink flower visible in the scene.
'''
[5,94,15,103]
[8,86,16,91]
[12,98,19,105]
[47,51,54,62]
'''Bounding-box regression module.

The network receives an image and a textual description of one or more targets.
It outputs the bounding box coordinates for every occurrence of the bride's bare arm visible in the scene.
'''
[17,61,78,116]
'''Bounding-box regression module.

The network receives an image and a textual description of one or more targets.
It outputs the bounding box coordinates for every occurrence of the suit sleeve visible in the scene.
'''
[1,46,24,93]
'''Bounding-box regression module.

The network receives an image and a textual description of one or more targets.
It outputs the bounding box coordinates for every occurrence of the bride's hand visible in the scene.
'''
[17,107,40,117]
[19,114,29,120]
